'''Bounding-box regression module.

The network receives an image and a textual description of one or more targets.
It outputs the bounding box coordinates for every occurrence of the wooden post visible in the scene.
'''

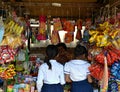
[3,80,7,92]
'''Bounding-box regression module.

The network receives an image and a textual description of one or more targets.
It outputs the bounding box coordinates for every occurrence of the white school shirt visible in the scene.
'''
[64,60,90,82]
[37,60,65,92]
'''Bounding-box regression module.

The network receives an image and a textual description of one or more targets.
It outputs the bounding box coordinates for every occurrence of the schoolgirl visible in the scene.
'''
[64,44,93,92]
[36,45,65,92]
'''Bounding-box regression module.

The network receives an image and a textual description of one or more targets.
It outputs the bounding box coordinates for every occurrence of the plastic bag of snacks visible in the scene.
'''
[107,77,119,92]
[0,45,16,64]
[0,64,16,79]
[111,61,120,79]
[37,16,46,40]
[89,63,110,80]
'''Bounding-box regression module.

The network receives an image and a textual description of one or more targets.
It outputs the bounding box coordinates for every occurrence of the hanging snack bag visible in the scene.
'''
[64,21,75,43]
[51,18,62,44]
[0,45,16,64]
[53,18,62,31]
[51,30,60,44]
[37,16,46,40]
[76,19,82,40]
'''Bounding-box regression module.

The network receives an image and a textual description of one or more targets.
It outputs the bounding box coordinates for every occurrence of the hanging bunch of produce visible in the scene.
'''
[37,16,47,40]
[51,18,62,44]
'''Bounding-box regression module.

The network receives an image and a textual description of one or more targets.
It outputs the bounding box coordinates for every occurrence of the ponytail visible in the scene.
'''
[45,45,58,70]
[44,57,52,70]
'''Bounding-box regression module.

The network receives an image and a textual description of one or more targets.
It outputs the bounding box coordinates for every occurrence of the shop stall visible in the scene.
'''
[0,0,120,92]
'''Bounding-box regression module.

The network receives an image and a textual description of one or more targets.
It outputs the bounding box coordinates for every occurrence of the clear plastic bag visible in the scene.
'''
[0,19,4,43]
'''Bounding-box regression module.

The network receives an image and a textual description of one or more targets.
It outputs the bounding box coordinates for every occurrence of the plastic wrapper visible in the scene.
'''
[111,61,120,79]
[51,18,62,44]
[64,32,74,43]
[95,46,120,66]
[76,19,82,40]
[0,19,4,44]
[53,18,62,31]
[89,63,110,80]
[0,64,16,79]
[63,21,75,43]
[107,77,119,92]
[63,20,75,32]
[0,45,16,64]
[51,30,60,44]
[85,18,92,30]
[37,16,46,40]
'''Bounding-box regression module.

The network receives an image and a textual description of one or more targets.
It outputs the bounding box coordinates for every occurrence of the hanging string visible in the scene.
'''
[107,4,110,19]
[41,8,44,16]
[91,8,94,24]
[100,7,103,17]
[27,0,32,16]
[70,7,72,20]
[66,9,69,20]
[114,7,117,21]
[61,7,63,18]
[78,7,81,19]
[19,5,22,17]
[1,2,4,20]
[55,7,58,18]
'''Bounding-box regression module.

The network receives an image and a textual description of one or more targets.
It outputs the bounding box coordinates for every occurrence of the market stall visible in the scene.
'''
[0,0,120,92]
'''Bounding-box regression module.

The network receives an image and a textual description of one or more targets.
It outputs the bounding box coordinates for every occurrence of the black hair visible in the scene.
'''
[45,45,58,69]
[56,43,67,51]
[74,44,88,57]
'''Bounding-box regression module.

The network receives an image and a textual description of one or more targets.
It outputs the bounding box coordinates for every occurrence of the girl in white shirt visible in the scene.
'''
[37,45,65,92]
[64,44,93,92]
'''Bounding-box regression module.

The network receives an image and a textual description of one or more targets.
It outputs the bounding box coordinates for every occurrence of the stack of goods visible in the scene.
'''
[0,11,28,92]
[0,45,16,64]
[89,22,120,48]
[88,21,120,92]
[0,20,24,48]
[0,64,16,80]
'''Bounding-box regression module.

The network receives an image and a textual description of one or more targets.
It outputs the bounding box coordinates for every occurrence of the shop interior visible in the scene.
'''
[0,0,120,92]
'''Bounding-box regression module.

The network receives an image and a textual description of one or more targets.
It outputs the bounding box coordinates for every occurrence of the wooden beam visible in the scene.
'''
[22,0,97,3]
[4,2,101,8]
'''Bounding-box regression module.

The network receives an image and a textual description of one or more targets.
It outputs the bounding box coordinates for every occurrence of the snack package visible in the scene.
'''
[63,20,75,32]
[64,32,74,43]
[76,19,82,40]
[37,16,46,40]
[0,45,16,64]
[51,30,60,44]
[53,18,62,31]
